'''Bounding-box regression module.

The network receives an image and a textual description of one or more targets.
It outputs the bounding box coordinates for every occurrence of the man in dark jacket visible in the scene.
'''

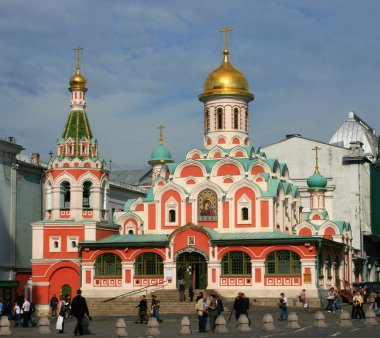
[70,289,91,336]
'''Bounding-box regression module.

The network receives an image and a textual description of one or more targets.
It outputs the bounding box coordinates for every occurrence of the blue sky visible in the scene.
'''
[1,0,380,170]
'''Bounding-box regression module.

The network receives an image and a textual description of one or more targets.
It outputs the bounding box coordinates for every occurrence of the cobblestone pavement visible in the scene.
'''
[4,304,379,338]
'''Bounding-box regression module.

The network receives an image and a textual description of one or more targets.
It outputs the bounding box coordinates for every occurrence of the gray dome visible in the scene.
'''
[329,111,377,161]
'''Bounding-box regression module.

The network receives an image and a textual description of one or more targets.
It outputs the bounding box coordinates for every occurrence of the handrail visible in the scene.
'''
[102,279,168,302]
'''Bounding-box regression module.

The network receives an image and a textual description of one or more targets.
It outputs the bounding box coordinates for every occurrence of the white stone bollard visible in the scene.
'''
[0,316,11,336]
[180,316,191,335]
[215,315,228,333]
[339,311,352,328]
[115,318,128,338]
[313,311,327,328]
[237,314,251,332]
[37,316,52,335]
[146,317,160,336]
[364,307,377,326]
[287,312,300,329]
[262,313,275,331]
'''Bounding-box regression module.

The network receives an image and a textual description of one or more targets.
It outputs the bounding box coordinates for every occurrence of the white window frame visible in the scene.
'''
[237,195,251,224]
[165,197,179,226]
[67,236,79,252]
[188,236,195,246]
[49,236,61,252]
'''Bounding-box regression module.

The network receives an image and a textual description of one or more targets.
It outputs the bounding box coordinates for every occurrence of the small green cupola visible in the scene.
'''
[307,172,327,189]
[307,145,327,190]
[148,125,174,165]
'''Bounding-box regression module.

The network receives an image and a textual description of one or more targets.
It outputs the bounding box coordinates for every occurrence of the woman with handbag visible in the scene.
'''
[56,295,66,333]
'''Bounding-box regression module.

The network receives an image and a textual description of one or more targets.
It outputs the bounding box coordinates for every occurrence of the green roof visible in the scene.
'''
[60,110,95,158]
[307,171,327,189]
[150,144,172,162]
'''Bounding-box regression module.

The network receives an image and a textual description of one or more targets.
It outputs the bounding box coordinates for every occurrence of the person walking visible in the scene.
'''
[195,291,203,302]
[56,295,66,333]
[50,294,58,318]
[13,302,21,328]
[151,295,162,323]
[188,280,194,302]
[241,293,251,325]
[278,293,288,321]
[351,291,365,319]
[207,294,218,332]
[233,292,244,322]
[135,295,148,324]
[178,279,185,302]
[215,294,224,315]
[299,289,309,311]
[70,289,91,336]
[21,298,31,328]
[195,293,209,333]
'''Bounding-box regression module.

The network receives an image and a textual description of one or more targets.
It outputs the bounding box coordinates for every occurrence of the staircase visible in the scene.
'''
[87,289,231,317]
[87,290,199,317]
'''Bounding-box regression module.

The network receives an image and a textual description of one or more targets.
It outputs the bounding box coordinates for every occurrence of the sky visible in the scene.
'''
[1,0,380,170]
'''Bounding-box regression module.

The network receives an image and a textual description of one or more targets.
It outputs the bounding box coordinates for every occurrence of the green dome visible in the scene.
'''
[149,144,172,163]
[307,172,327,189]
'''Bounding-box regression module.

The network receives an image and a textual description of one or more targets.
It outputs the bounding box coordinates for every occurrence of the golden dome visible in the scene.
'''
[69,67,87,91]
[199,48,254,101]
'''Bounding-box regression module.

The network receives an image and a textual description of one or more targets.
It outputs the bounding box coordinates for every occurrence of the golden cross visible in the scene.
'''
[312,146,322,173]
[219,26,233,50]
[158,125,165,144]
[74,45,83,69]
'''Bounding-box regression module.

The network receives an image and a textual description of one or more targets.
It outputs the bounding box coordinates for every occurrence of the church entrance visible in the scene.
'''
[176,252,207,290]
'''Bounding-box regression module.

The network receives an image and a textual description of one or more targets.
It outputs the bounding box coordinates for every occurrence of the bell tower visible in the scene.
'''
[45,46,108,222]
[199,27,254,150]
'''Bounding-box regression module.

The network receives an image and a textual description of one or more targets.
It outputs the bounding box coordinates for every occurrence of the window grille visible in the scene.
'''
[241,207,249,220]
[94,253,122,276]
[234,108,239,129]
[265,250,301,275]
[221,251,251,275]
[217,108,223,129]
[135,253,163,276]
[168,209,176,223]
[83,181,92,208]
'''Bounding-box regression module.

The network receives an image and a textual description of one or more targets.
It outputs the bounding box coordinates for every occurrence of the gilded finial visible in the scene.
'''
[74,45,83,74]
[312,146,322,173]
[219,26,233,62]
[158,125,165,145]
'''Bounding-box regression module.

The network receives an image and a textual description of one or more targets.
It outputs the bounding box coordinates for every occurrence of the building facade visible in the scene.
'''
[31,35,353,313]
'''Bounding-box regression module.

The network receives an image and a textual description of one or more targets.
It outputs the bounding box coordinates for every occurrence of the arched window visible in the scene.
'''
[245,111,248,132]
[83,181,92,208]
[46,181,52,210]
[205,109,210,131]
[221,251,251,275]
[234,108,239,129]
[135,253,163,276]
[95,253,122,276]
[169,209,176,223]
[60,181,71,209]
[241,207,249,221]
[217,108,223,129]
[265,250,301,275]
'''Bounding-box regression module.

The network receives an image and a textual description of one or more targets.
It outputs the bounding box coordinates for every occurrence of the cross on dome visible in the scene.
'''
[312,146,322,173]
[158,125,165,145]
[74,45,83,70]
[219,26,233,50]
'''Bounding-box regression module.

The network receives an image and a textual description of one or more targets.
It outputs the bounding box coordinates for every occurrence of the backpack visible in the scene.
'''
[30,303,35,313]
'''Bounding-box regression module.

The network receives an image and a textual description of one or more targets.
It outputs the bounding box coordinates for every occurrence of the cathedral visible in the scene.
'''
[31,31,352,313]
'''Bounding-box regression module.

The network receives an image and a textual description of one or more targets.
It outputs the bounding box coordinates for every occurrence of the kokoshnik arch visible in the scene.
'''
[31,31,352,313]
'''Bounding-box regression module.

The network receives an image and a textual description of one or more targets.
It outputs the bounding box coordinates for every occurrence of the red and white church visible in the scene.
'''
[31,34,352,313]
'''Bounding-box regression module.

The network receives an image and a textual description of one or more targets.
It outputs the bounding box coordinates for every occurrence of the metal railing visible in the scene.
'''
[102,279,168,302]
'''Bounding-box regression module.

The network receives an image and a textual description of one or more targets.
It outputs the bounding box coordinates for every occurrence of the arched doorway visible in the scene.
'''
[176,252,207,290]
[61,284,72,297]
